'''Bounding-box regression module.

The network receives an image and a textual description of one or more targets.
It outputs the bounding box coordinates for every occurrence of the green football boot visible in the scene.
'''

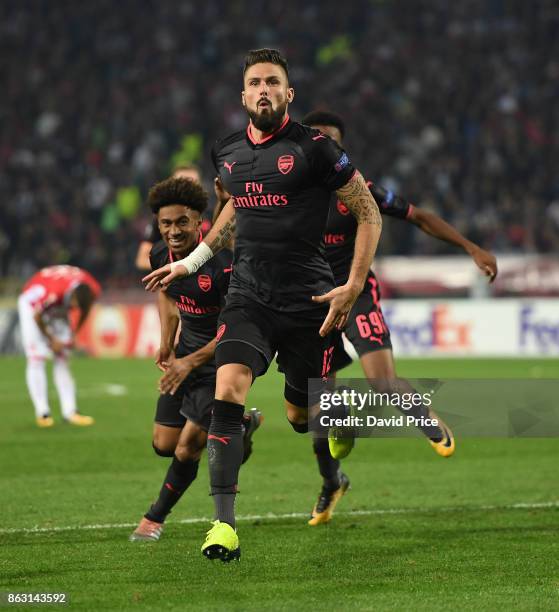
[201,520,240,562]
[327,387,357,460]
[328,425,356,460]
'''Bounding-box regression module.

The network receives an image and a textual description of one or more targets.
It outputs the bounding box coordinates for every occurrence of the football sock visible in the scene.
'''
[145,456,199,523]
[53,357,77,418]
[208,400,245,528]
[26,359,50,418]
[312,434,341,490]
[208,399,244,529]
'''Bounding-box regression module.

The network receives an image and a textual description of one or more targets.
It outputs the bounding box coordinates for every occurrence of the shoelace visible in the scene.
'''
[205,521,219,538]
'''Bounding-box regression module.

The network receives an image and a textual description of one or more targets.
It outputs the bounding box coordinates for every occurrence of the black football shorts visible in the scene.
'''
[155,378,188,428]
[155,376,215,431]
[215,295,333,407]
[331,272,392,373]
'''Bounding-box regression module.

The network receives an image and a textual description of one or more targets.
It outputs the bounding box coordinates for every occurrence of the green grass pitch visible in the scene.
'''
[1,357,558,610]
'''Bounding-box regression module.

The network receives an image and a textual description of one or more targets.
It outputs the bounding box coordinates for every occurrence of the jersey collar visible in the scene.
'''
[246,114,290,145]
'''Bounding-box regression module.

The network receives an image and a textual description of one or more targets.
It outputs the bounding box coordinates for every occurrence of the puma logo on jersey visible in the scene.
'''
[224,161,237,174]
[312,133,327,140]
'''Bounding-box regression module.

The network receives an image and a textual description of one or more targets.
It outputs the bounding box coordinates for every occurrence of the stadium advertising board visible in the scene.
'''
[75,304,160,357]
[3,299,559,357]
[381,299,559,356]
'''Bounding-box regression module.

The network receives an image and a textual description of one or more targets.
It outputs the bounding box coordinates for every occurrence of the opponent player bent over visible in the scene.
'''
[18,265,100,427]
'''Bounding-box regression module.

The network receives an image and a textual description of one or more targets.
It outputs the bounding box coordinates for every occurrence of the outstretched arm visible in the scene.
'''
[313,171,382,336]
[143,199,236,291]
[409,207,498,282]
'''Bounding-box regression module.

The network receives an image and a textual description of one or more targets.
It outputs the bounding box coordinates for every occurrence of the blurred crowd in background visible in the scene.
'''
[1,0,558,286]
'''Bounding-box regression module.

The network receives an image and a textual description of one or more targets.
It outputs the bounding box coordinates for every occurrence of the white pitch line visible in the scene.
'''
[0,501,557,536]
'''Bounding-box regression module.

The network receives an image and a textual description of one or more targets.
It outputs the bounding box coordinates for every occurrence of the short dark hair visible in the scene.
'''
[147,177,208,215]
[243,48,289,80]
[301,110,345,139]
[73,284,95,312]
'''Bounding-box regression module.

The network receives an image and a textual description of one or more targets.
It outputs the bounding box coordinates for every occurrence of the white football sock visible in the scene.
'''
[25,359,50,419]
[53,357,77,418]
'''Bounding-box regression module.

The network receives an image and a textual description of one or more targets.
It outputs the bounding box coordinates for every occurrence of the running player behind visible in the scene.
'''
[130,176,261,541]
[143,49,382,561]
[301,109,498,525]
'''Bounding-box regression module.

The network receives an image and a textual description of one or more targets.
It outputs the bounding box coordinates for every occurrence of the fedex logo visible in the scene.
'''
[383,304,471,352]
[520,306,559,352]
[376,299,559,357]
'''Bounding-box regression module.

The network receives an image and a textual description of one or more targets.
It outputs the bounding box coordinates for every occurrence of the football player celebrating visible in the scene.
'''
[144,49,382,561]
[135,165,210,271]
[301,109,498,525]
[18,265,100,427]
[130,177,261,542]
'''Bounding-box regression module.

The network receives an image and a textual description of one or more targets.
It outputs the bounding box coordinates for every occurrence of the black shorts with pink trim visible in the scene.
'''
[215,295,333,408]
[331,272,392,373]
[155,375,215,431]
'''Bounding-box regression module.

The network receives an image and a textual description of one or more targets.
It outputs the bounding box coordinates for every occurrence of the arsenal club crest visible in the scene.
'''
[337,201,350,216]
[198,274,212,292]
[277,155,294,175]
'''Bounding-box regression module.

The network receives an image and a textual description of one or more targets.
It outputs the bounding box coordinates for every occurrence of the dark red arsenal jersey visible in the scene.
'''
[325,182,413,286]
[150,241,231,379]
[212,116,355,313]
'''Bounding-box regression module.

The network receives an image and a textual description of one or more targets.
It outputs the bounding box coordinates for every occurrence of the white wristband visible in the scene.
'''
[170,242,214,275]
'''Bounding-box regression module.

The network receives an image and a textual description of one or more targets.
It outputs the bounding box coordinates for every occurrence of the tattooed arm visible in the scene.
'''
[204,198,236,253]
[313,171,382,336]
[337,170,382,290]
[143,199,236,292]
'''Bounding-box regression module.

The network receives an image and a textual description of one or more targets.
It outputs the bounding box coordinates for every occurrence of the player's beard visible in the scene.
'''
[247,99,288,133]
